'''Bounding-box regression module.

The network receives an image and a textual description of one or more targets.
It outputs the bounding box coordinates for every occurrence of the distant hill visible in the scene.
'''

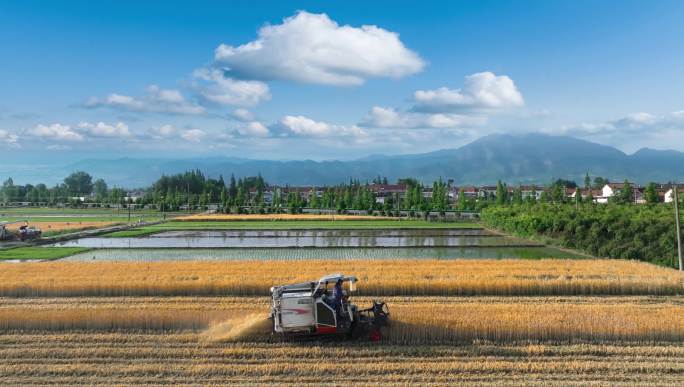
[15,134,684,187]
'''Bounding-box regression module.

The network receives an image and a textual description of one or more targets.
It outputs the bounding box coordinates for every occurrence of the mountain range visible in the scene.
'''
[9,134,684,187]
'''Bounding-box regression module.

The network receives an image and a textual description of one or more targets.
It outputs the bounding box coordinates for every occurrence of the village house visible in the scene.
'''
[368,184,407,204]
[664,185,684,203]
[598,183,644,203]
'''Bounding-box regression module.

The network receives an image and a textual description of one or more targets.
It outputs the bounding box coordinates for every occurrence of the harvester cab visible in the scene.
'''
[0,221,42,242]
[269,273,389,340]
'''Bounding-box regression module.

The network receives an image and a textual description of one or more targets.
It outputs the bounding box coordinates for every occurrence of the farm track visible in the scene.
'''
[0,333,682,385]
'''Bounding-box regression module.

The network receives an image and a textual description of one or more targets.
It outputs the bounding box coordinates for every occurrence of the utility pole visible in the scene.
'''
[674,183,683,271]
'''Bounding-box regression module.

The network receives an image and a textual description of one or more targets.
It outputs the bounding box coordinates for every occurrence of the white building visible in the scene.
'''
[664,187,684,203]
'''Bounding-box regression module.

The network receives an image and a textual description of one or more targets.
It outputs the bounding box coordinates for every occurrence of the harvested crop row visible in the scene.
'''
[1,297,681,343]
[1,259,681,297]
[0,333,682,385]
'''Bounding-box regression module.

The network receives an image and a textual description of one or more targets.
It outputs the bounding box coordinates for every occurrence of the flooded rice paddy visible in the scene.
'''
[52,229,537,249]
[52,228,583,261]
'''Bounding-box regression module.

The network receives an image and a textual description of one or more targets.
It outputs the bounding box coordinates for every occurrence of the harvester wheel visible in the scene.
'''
[369,328,382,342]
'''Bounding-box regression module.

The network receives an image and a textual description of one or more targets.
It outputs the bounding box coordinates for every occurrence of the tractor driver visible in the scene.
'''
[332,278,344,317]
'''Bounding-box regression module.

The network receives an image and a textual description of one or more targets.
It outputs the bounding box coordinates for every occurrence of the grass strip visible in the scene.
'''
[0,247,90,261]
[101,220,480,237]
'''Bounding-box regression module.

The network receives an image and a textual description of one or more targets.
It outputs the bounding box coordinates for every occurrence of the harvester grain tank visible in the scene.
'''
[269,273,389,340]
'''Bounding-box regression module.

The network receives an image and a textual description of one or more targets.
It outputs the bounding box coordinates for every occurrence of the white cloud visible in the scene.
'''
[360,72,522,130]
[280,115,366,137]
[180,129,205,142]
[214,11,424,86]
[413,72,524,112]
[45,144,72,151]
[362,106,486,129]
[238,121,270,137]
[77,121,131,138]
[232,108,254,121]
[546,110,684,137]
[151,124,176,138]
[28,123,84,141]
[193,68,271,107]
[0,129,19,147]
[85,85,205,115]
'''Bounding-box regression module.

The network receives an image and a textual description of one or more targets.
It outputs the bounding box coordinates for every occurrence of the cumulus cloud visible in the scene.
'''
[77,121,131,138]
[232,108,255,122]
[85,85,205,115]
[192,68,271,107]
[413,72,524,112]
[280,115,366,137]
[213,11,424,86]
[28,123,84,141]
[360,72,523,130]
[547,110,684,137]
[362,106,486,129]
[180,129,205,142]
[0,129,19,147]
[237,121,270,137]
[149,124,176,138]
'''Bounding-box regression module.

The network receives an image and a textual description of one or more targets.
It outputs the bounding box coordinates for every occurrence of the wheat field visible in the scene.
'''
[0,296,682,343]
[1,259,681,297]
[5,221,118,232]
[1,259,683,384]
[1,333,681,385]
[0,296,683,385]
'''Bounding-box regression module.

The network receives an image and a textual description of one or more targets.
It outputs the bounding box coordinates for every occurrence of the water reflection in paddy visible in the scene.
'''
[62,246,584,261]
[51,229,539,249]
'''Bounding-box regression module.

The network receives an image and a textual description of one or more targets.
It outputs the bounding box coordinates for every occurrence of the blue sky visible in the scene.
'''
[1,0,684,163]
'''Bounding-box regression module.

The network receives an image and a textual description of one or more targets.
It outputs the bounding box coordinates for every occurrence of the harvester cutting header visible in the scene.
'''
[269,274,389,340]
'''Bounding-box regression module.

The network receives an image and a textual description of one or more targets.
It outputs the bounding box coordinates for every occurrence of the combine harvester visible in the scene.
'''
[270,274,390,341]
[0,220,42,242]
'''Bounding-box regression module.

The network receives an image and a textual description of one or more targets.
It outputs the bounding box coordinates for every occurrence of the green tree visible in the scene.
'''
[495,180,508,205]
[64,171,94,196]
[93,179,108,201]
[2,178,17,203]
[539,190,550,203]
[584,172,591,190]
[644,182,659,204]
[619,180,634,204]
[457,189,468,211]
[593,176,608,189]
[309,190,320,209]
[236,185,245,207]
[512,186,523,205]
[228,174,237,204]
[575,188,583,205]
[551,183,565,203]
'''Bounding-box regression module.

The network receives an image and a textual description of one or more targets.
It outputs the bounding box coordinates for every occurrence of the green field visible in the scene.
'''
[104,219,481,237]
[0,247,90,261]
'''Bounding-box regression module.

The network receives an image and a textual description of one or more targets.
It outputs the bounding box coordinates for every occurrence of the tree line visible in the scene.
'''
[481,202,682,268]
